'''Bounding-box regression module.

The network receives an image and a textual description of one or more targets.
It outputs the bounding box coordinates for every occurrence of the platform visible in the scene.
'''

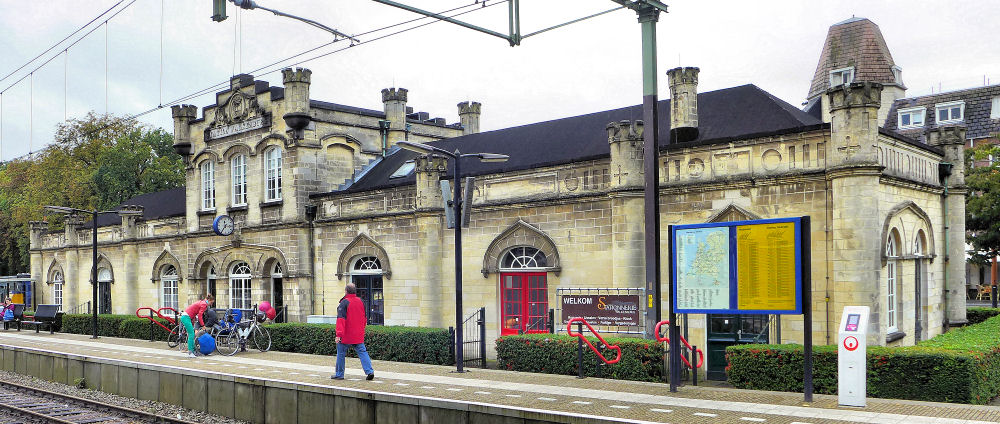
[2,331,999,424]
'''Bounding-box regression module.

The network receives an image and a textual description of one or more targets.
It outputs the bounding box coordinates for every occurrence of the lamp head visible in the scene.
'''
[43,206,75,214]
[397,141,436,155]
[476,153,509,163]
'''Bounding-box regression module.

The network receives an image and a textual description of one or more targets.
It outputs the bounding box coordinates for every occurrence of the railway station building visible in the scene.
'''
[28,18,968,379]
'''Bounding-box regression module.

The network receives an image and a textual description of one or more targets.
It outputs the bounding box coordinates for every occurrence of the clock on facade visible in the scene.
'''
[213,215,235,236]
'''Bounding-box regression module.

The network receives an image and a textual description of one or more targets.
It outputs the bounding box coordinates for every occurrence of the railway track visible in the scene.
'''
[0,380,189,424]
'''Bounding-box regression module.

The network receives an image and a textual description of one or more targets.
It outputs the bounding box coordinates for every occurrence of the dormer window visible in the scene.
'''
[829,67,854,87]
[389,160,415,178]
[891,66,903,85]
[935,101,965,124]
[991,96,999,119]
[897,107,925,129]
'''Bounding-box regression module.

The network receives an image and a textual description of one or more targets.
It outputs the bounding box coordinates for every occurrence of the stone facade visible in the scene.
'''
[29,69,966,379]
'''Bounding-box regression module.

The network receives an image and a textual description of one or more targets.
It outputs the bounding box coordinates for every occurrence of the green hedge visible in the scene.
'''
[495,334,665,382]
[966,307,1000,325]
[727,314,1000,404]
[60,314,173,341]
[265,323,454,365]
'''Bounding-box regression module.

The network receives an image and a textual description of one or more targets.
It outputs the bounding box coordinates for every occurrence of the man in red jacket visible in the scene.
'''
[332,283,375,380]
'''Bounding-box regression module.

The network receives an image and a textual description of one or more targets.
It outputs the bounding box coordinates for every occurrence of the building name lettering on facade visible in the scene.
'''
[208,117,268,140]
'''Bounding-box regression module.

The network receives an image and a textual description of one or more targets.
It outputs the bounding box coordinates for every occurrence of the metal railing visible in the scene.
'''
[461,307,487,368]
[66,301,91,315]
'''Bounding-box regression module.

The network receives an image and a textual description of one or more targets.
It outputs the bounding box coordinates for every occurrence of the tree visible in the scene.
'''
[966,140,1000,266]
[0,113,185,274]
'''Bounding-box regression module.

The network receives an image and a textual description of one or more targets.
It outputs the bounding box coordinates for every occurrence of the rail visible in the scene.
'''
[566,317,622,365]
[135,307,179,334]
[654,320,704,369]
[0,378,188,423]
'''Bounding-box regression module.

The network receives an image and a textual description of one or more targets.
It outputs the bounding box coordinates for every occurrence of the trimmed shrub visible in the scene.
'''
[61,314,130,337]
[966,307,1000,325]
[264,323,455,365]
[495,334,665,382]
[118,317,173,341]
[727,314,1000,404]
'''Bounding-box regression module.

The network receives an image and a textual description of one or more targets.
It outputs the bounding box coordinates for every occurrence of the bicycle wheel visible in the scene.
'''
[251,325,271,352]
[167,324,182,349]
[215,330,239,356]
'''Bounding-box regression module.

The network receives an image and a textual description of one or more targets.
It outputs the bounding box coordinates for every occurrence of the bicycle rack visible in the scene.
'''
[654,320,704,369]
[566,318,622,379]
[135,307,178,331]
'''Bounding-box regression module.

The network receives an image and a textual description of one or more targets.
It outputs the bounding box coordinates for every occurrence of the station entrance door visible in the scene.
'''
[706,314,769,380]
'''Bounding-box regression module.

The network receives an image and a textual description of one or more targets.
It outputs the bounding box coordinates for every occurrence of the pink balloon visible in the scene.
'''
[265,307,277,320]
[259,301,271,311]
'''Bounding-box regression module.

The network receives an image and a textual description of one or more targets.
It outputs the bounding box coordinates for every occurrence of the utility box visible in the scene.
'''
[838,306,869,407]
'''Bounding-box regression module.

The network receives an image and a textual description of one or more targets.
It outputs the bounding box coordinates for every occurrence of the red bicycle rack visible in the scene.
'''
[566,317,622,365]
[135,307,179,334]
[654,320,704,369]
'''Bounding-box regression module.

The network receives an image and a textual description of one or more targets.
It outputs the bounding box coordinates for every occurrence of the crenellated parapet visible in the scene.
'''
[607,120,645,189]
[171,104,198,156]
[458,101,482,135]
[415,154,448,211]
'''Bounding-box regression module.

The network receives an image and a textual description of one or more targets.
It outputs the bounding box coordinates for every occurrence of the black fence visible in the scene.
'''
[66,301,90,315]
[461,307,487,368]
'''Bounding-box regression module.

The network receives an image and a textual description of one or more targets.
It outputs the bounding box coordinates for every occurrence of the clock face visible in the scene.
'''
[214,215,235,236]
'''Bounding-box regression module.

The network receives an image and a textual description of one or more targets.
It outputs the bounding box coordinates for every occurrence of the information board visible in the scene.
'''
[671,217,803,314]
[561,294,642,326]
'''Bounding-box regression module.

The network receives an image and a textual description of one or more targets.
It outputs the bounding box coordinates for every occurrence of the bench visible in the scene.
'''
[21,304,60,334]
[2,304,24,330]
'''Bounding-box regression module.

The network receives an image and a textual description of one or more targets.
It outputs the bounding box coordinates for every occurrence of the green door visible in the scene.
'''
[706,314,769,380]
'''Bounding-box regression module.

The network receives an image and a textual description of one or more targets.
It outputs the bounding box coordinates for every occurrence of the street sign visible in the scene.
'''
[670,217,804,315]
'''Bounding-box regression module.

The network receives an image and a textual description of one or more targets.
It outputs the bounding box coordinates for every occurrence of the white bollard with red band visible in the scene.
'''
[838,306,869,407]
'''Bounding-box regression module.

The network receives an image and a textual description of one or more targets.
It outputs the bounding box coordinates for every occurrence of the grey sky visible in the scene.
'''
[0,0,997,161]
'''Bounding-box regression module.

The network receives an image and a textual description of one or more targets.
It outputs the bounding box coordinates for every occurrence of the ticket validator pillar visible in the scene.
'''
[838,306,869,407]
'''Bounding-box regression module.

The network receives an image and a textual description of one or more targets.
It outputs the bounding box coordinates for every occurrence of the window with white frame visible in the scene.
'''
[265,148,282,201]
[161,265,179,310]
[891,66,903,85]
[52,271,63,311]
[231,154,247,206]
[886,232,899,333]
[992,96,1000,119]
[829,67,854,87]
[201,161,215,210]
[897,107,925,129]
[500,247,548,269]
[935,101,965,124]
[230,262,252,310]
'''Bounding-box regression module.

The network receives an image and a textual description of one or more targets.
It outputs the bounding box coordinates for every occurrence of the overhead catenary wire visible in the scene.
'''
[2,1,503,162]
[159,0,165,107]
[0,0,126,86]
[105,22,109,115]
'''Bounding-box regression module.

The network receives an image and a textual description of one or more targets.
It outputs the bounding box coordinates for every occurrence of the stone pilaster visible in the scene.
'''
[607,120,645,288]
[170,104,197,157]
[667,67,700,143]
[458,101,482,135]
[118,206,142,312]
[827,82,882,167]
[928,125,968,326]
[64,247,79,312]
[28,221,46,250]
[381,88,408,147]
[64,214,83,247]
[415,154,447,327]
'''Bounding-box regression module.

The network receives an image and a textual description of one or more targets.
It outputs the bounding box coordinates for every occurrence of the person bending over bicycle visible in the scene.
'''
[180,294,214,357]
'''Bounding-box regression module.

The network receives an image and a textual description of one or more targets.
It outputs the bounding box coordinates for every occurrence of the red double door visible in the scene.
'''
[500,272,548,335]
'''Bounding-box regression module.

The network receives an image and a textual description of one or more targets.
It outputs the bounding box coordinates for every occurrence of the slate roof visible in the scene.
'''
[883,84,1000,141]
[807,18,902,100]
[84,187,186,229]
[319,84,825,197]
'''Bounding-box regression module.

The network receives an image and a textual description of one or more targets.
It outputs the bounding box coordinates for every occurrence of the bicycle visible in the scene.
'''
[217,309,272,354]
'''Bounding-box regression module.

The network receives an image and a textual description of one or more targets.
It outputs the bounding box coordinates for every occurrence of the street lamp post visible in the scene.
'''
[398,141,508,373]
[44,206,119,339]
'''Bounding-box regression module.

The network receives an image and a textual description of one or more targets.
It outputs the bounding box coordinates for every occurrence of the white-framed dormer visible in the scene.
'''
[991,96,1000,120]
[935,101,965,124]
[897,107,925,129]
[891,65,903,85]
[829,67,855,87]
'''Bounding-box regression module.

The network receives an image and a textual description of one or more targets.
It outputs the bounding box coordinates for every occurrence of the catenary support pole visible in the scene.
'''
[92,210,99,339]
[454,151,464,373]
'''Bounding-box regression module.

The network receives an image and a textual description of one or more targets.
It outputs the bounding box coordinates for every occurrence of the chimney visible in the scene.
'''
[667,67,700,143]
[458,101,482,135]
[382,88,408,147]
[28,221,47,249]
[170,104,197,156]
[928,124,967,186]
[282,68,312,140]
[64,214,84,246]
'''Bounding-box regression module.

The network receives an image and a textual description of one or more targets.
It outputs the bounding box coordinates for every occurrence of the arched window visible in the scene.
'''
[500,247,547,270]
[97,268,113,283]
[886,231,900,333]
[201,160,215,210]
[230,262,252,310]
[349,256,384,325]
[161,265,179,310]
[231,154,247,206]
[52,271,64,311]
[264,147,282,201]
[914,230,927,257]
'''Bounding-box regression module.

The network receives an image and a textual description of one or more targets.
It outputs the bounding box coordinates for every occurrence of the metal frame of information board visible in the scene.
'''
[666,216,813,402]
[669,217,803,315]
